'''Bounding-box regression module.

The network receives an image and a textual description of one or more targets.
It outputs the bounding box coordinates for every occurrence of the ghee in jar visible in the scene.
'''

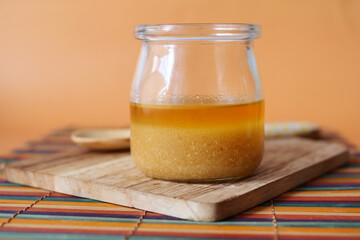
[130,100,264,181]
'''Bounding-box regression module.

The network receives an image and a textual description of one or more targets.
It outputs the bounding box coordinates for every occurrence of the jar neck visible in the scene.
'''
[142,40,254,45]
[135,23,261,41]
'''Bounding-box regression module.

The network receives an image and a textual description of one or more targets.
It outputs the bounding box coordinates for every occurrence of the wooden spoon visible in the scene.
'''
[71,122,319,151]
[71,128,130,150]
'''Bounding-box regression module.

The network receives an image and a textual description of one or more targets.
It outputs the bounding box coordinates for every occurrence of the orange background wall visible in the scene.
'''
[0,0,359,153]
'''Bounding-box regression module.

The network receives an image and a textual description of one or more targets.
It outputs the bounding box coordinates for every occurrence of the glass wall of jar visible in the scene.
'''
[130,23,264,181]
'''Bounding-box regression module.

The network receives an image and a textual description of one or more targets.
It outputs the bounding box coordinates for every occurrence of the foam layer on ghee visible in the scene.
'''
[130,100,264,181]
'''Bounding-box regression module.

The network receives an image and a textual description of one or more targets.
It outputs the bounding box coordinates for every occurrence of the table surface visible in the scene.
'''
[0,128,359,240]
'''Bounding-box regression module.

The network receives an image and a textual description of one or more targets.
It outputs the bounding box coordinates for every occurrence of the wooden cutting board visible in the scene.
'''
[5,138,348,222]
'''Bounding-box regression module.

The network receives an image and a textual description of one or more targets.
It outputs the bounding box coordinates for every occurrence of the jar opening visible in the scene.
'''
[135,23,261,41]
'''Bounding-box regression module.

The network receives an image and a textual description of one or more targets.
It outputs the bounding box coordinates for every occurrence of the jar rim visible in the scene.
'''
[134,23,261,41]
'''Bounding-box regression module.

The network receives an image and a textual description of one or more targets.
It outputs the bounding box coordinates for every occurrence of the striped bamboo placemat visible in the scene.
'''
[0,128,359,240]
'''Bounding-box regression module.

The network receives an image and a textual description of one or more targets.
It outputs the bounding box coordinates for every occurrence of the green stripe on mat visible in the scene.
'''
[324,174,360,178]
[0,183,25,187]
[277,222,360,228]
[0,213,14,218]
[294,187,360,191]
[0,213,273,226]
[343,164,360,168]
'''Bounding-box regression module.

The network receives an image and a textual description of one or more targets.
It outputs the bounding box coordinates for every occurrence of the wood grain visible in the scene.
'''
[5,138,348,221]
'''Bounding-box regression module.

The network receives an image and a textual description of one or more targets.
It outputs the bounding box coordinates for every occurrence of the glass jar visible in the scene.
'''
[130,23,264,181]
